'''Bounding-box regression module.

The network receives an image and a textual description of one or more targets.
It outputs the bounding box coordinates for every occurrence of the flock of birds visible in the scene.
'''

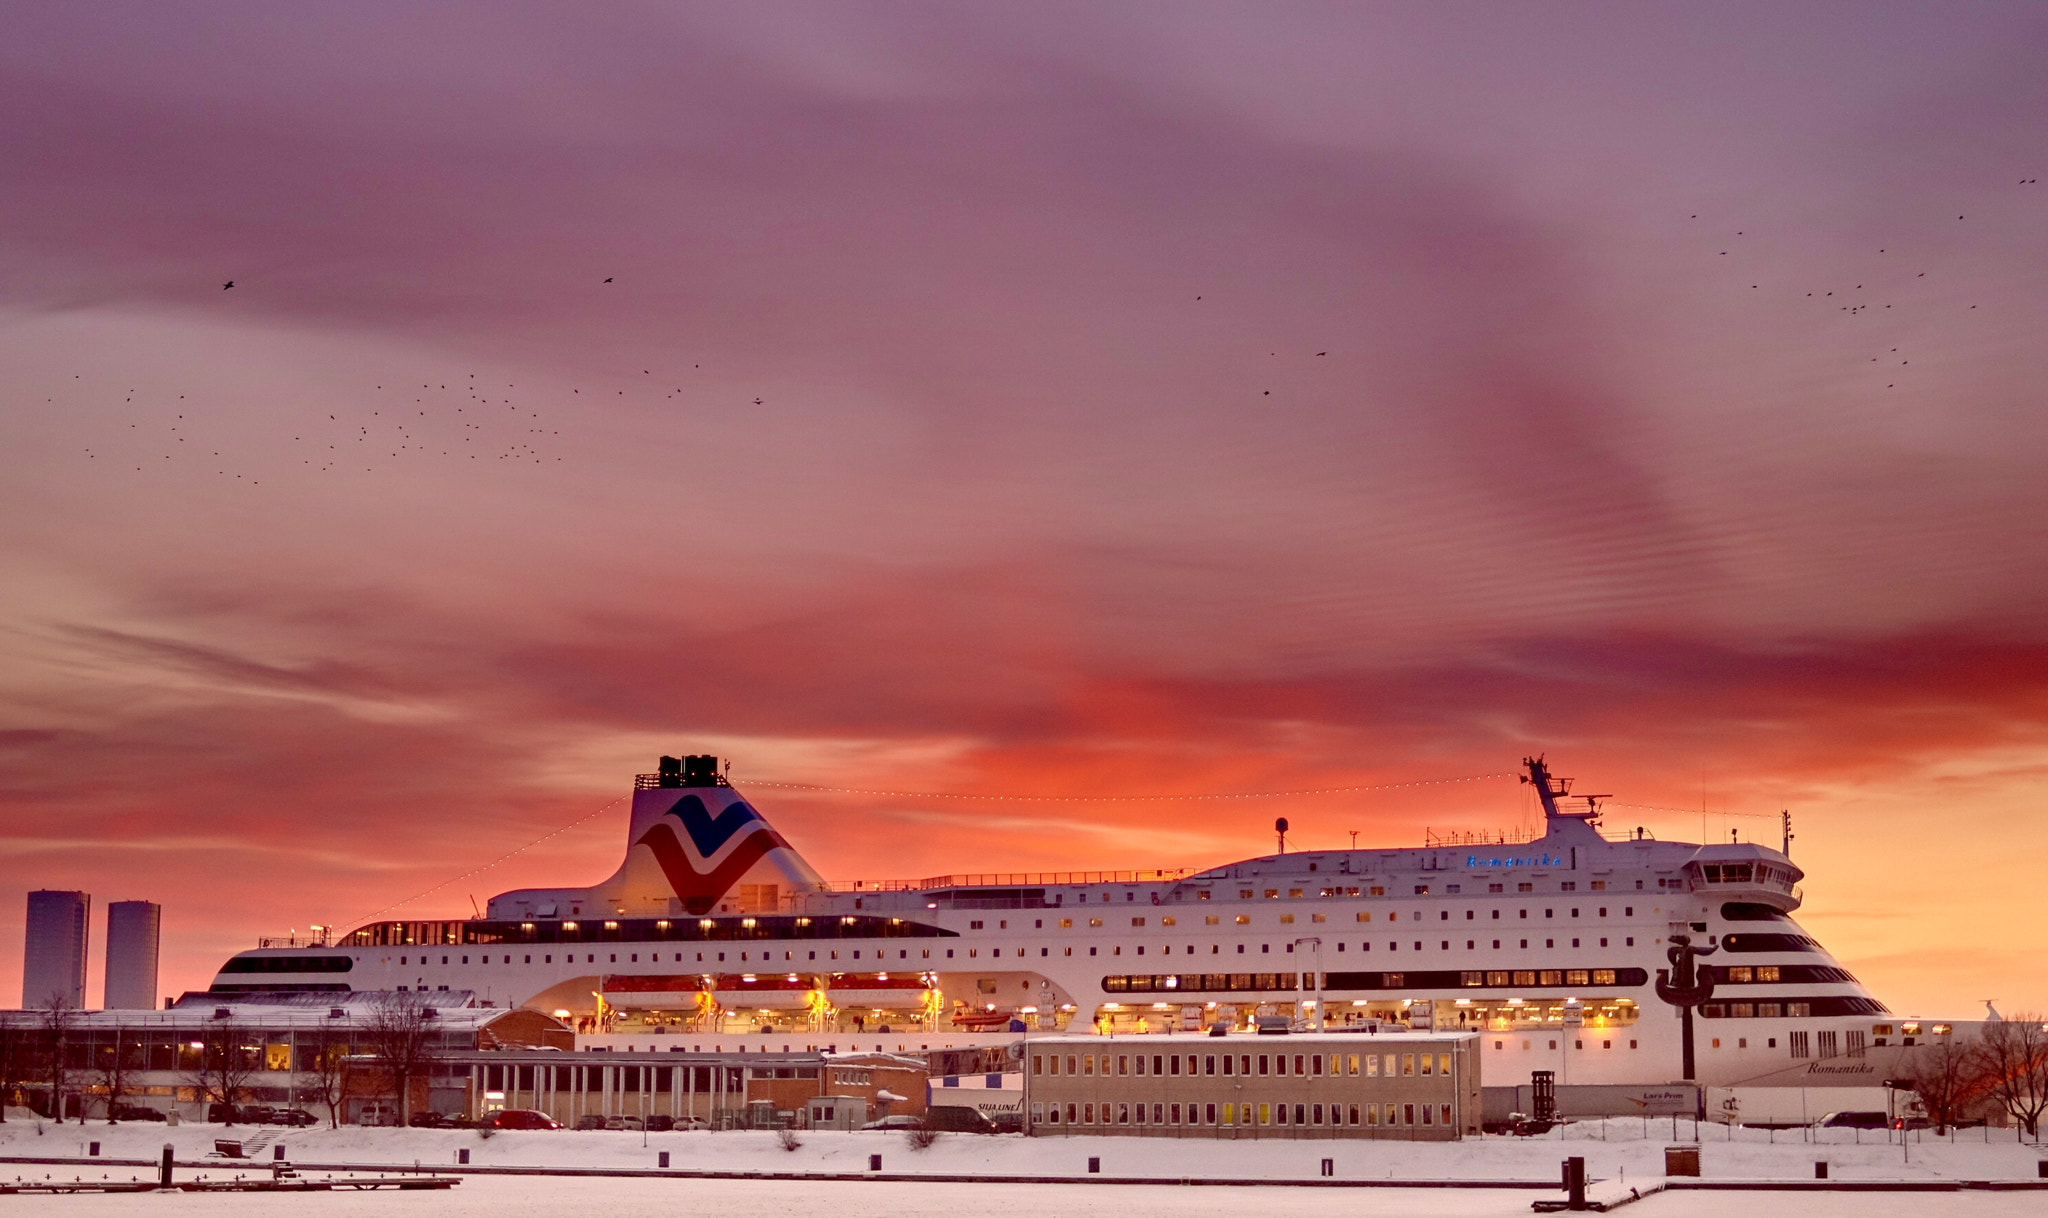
[1690,177,2039,392]
[74,373,578,482]
[68,177,2042,484]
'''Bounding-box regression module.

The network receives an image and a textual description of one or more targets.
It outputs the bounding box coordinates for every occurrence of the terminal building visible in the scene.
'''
[1022,1029,1480,1139]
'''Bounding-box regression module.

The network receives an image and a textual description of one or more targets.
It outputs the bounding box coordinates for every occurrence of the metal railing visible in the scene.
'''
[822,869,1196,893]
[255,933,332,949]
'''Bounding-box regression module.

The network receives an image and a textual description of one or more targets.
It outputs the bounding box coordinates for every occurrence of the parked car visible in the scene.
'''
[491,1109,563,1130]
[109,1103,166,1122]
[408,1112,463,1129]
[990,1112,1025,1134]
[574,1114,610,1130]
[860,1114,924,1131]
[235,1105,280,1124]
[1815,1111,1891,1130]
[606,1115,645,1131]
[356,1102,400,1127]
[644,1114,675,1132]
[924,1106,998,1134]
[672,1116,709,1131]
[275,1108,319,1127]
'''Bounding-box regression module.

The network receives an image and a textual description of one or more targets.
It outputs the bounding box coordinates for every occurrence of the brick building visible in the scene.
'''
[1024,1030,1479,1139]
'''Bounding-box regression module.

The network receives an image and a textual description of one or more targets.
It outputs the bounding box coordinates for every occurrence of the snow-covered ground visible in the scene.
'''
[0,1174,2044,1218]
[3,1116,2043,1218]
[2,1118,2040,1185]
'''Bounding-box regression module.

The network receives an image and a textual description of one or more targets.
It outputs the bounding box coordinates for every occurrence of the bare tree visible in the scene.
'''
[1973,1013,2048,1141]
[364,992,443,1126]
[1910,1035,1981,1134]
[185,1021,260,1124]
[305,1035,352,1129]
[91,1027,141,1123]
[39,998,80,1124]
[0,1021,26,1122]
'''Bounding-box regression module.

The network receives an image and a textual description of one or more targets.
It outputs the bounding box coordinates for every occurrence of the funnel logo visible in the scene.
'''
[634,794,790,915]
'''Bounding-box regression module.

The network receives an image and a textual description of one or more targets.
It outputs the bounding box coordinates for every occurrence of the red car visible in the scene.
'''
[490,1109,564,1130]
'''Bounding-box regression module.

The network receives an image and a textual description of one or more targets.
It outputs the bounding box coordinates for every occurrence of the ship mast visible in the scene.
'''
[1522,756,1604,826]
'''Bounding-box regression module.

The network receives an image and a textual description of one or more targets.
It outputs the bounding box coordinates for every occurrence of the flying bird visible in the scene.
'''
[604,277,613,283]
[222,281,234,290]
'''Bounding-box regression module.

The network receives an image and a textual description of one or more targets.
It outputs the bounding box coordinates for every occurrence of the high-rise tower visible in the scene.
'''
[103,901,161,1010]
[23,890,91,1009]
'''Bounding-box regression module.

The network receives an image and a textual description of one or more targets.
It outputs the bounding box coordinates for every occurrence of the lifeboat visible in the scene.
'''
[711,973,818,1011]
[598,973,703,1010]
[950,1006,1017,1031]
[826,972,932,1010]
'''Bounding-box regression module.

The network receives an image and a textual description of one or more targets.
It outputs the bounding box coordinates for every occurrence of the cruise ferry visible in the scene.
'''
[212,755,1945,1097]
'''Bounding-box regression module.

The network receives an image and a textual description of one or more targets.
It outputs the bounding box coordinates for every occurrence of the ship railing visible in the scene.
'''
[256,933,331,949]
[820,869,1195,893]
[1422,828,1543,848]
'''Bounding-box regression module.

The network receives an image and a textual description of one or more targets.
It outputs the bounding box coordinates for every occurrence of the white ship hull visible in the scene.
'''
[211,756,1964,1094]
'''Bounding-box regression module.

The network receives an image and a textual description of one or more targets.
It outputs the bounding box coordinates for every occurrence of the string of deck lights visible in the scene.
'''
[1603,801,1782,820]
[738,772,1516,802]
[334,792,628,931]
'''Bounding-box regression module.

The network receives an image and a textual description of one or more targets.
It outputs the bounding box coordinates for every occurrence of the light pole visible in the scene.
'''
[1290,938,1324,1031]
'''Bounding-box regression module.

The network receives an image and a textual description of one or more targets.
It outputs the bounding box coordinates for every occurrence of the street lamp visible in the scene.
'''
[1290,938,1324,1031]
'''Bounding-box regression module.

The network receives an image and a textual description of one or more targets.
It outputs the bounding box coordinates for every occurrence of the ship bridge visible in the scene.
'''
[1680,842,1803,912]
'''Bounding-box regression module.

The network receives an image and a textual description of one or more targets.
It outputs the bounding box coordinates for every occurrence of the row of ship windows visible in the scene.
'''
[1037,1100,1454,1129]
[340,885,1716,952]
[974,906,1639,930]
[341,916,953,948]
[1196,879,1676,899]
[1704,997,1889,1020]
[371,932,1824,972]
[1033,1051,1453,1078]
[1102,968,1647,994]
[375,938,1642,972]
[334,930,1834,976]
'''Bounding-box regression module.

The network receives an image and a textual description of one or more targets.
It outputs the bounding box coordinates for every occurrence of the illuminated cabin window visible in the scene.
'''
[1103,973,1299,994]
[1720,933,1821,954]
[339,914,956,947]
[1698,997,1885,1019]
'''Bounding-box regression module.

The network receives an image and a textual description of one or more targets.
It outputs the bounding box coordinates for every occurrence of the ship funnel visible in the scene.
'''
[487,756,825,920]
[655,755,723,788]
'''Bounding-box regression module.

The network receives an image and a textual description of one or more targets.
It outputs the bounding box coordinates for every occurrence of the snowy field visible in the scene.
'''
[2,1118,2039,1185]
[3,1119,2043,1218]
[0,1175,2046,1218]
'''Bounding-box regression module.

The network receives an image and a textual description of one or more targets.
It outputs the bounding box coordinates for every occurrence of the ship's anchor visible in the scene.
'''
[1655,932,1718,1105]
[1655,932,1717,1007]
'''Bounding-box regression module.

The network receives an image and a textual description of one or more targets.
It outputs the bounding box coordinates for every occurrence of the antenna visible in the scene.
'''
[1781,810,1793,858]
[1522,756,1598,823]
[1275,817,1289,854]
[469,894,482,919]
[1349,830,1358,850]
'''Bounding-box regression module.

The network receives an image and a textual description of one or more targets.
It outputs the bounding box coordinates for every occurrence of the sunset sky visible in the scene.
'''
[3,3,2046,1015]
